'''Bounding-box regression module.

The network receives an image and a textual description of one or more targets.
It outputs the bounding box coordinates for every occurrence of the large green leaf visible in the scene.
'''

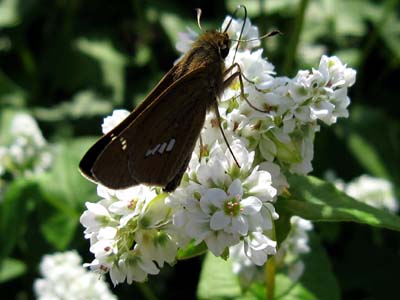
[277,174,400,231]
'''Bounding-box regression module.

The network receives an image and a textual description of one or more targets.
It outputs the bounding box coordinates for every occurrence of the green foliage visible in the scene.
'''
[197,233,340,300]
[0,0,399,299]
[279,174,400,231]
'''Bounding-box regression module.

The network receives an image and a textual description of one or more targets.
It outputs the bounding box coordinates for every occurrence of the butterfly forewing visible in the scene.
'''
[79,63,180,182]
[90,66,210,190]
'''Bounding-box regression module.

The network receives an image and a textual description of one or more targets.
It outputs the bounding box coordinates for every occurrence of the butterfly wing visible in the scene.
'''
[79,63,181,182]
[90,66,212,190]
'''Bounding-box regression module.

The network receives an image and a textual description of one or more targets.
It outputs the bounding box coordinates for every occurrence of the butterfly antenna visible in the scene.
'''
[231,30,282,43]
[223,5,247,64]
[195,8,203,31]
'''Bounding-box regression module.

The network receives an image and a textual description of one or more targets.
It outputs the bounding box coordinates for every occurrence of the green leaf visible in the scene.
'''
[348,133,389,179]
[197,252,242,300]
[277,174,400,231]
[0,258,27,283]
[0,178,39,258]
[36,138,97,248]
[41,212,78,250]
[0,70,26,105]
[275,233,340,300]
[75,38,128,103]
[342,105,399,182]
[38,137,97,212]
[139,193,170,228]
[177,241,207,260]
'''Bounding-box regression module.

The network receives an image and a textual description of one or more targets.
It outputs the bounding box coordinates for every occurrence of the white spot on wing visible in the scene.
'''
[166,138,175,152]
[158,142,167,154]
[145,138,176,157]
[151,144,160,155]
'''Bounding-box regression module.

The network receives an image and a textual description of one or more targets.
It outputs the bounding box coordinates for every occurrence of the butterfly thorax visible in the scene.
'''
[174,30,230,108]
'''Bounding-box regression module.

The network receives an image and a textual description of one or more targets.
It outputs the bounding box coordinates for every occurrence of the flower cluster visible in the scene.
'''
[326,172,398,213]
[230,216,313,287]
[80,17,356,284]
[0,112,52,178]
[34,250,117,300]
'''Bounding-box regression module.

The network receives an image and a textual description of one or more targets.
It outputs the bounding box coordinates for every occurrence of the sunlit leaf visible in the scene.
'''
[277,174,400,231]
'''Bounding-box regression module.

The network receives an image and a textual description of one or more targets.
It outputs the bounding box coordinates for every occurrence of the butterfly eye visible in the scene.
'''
[220,44,229,58]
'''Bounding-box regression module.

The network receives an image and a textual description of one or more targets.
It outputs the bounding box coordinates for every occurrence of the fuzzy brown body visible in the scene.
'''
[79,30,231,191]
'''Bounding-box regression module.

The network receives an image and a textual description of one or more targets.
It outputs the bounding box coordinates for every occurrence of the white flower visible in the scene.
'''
[110,248,160,285]
[230,216,312,286]
[34,250,117,300]
[11,113,46,147]
[221,16,261,49]
[108,185,157,226]
[330,174,398,213]
[167,140,277,257]
[175,27,198,53]
[0,112,52,177]
[208,179,262,235]
[81,178,176,285]
[102,109,130,134]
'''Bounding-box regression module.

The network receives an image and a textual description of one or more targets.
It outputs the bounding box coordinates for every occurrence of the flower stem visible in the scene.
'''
[282,0,309,75]
[266,254,276,300]
[137,282,159,300]
[266,219,277,300]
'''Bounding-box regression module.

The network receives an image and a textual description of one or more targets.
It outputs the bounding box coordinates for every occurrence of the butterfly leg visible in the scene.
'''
[212,101,241,168]
[223,63,269,113]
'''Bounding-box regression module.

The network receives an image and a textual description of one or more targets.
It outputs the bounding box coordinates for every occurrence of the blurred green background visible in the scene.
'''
[0,0,399,299]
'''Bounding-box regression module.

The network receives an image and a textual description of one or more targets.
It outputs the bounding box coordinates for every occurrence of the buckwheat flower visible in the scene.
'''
[329,174,398,213]
[81,184,177,284]
[288,55,356,125]
[167,140,277,257]
[277,216,313,281]
[11,113,46,146]
[221,16,261,49]
[102,109,130,134]
[34,250,117,300]
[176,27,198,53]
[230,216,312,286]
[108,185,157,226]
[0,112,52,177]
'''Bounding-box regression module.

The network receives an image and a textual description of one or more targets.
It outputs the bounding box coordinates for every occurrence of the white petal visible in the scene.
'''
[232,215,248,235]
[228,179,243,197]
[210,211,230,230]
[202,189,227,209]
[110,265,126,286]
[138,258,160,275]
[241,196,262,215]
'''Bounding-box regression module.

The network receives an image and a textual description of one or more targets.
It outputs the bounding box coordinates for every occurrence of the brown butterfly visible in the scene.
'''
[79,7,276,192]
